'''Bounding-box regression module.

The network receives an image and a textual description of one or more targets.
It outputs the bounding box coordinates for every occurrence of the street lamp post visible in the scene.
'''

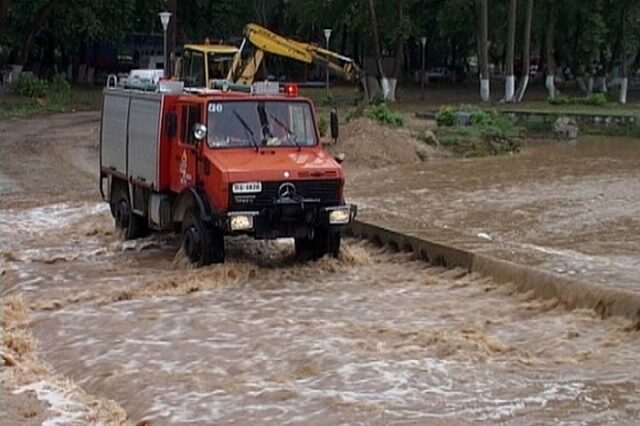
[159,11,172,78]
[323,29,332,94]
[420,36,427,99]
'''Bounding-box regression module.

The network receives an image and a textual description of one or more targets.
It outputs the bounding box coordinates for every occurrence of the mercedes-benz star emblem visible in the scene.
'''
[278,182,296,199]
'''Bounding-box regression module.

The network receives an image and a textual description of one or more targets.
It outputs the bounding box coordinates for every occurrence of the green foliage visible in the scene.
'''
[434,106,521,157]
[470,109,494,126]
[583,94,608,106]
[436,106,457,126]
[318,116,328,137]
[345,108,360,123]
[50,74,71,94]
[48,74,72,108]
[363,103,404,127]
[320,92,334,106]
[0,87,102,119]
[437,126,520,157]
[14,74,48,98]
[548,94,607,107]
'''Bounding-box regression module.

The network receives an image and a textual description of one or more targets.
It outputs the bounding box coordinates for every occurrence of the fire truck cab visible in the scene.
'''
[99,80,355,265]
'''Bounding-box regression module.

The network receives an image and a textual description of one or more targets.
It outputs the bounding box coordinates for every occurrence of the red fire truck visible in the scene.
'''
[99,80,355,266]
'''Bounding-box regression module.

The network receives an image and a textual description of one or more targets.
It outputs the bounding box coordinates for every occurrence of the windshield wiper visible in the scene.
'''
[231,109,259,151]
[269,114,300,149]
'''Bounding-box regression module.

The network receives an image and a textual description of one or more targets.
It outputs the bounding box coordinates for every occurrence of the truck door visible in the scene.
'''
[169,104,201,193]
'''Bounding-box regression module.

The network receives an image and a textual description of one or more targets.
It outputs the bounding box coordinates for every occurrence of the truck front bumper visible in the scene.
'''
[225,204,357,238]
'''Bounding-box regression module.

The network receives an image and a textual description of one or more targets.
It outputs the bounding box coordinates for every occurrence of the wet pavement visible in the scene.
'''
[2,113,640,424]
[347,136,640,292]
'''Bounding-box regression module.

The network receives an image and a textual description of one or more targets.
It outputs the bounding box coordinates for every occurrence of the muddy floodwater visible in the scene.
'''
[348,136,640,292]
[1,113,639,424]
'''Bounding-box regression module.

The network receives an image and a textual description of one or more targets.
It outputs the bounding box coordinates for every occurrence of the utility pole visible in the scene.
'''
[420,37,427,99]
[323,29,332,94]
[159,11,172,78]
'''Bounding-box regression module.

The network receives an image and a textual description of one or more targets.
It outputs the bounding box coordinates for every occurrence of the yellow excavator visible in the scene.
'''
[178,23,366,96]
[177,43,239,88]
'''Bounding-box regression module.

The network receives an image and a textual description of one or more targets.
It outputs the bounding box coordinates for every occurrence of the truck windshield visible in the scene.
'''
[207,101,318,148]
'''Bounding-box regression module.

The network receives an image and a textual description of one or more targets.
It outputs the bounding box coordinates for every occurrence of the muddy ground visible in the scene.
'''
[1,112,639,424]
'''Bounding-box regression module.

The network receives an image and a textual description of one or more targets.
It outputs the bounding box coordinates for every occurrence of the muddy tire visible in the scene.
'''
[295,228,341,260]
[182,208,225,266]
[112,186,148,240]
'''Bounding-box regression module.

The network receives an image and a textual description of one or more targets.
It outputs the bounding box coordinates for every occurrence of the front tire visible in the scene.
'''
[181,208,224,266]
[295,228,341,260]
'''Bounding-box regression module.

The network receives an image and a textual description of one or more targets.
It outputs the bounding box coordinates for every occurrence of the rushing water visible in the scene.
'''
[2,202,639,425]
[347,136,640,292]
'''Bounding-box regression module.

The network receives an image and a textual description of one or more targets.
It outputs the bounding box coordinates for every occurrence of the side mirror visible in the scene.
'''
[330,108,339,143]
[192,123,207,143]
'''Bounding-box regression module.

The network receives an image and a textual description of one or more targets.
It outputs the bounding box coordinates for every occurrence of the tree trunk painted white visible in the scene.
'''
[380,77,391,100]
[619,77,628,104]
[545,74,556,99]
[515,0,534,103]
[587,76,594,95]
[505,75,515,102]
[480,79,490,102]
[576,76,588,94]
[387,78,397,102]
[516,75,529,102]
[478,0,490,102]
[599,76,608,93]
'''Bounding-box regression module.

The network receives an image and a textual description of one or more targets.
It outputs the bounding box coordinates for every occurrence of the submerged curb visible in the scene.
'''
[348,220,640,324]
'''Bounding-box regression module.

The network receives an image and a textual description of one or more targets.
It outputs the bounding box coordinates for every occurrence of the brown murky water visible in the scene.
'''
[347,136,640,292]
[2,113,639,424]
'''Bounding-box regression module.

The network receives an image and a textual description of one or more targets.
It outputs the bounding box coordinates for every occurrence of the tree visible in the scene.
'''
[619,0,631,104]
[516,0,534,102]
[477,0,490,101]
[367,0,390,100]
[19,0,60,65]
[504,0,517,102]
[544,0,557,99]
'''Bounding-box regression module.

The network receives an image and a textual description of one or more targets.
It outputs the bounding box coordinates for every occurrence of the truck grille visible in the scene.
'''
[230,180,341,209]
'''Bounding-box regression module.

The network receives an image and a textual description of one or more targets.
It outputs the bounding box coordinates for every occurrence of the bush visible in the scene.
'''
[548,93,607,107]
[345,108,360,122]
[49,73,71,95]
[363,103,404,127]
[14,73,48,98]
[548,94,572,105]
[318,116,328,137]
[436,106,457,126]
[320,92,334,106]
[48,74,72,107]
[583,93,607,106]
[470,109,494,126]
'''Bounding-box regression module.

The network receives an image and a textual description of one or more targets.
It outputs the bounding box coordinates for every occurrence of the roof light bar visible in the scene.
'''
[283,83,299,97]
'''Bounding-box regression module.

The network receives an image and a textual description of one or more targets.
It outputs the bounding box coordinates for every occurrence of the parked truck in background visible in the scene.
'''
[99,80,355,266]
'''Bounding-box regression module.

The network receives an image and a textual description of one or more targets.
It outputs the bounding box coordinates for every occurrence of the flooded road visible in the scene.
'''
[2,113,639,424]
[347,136,640,292]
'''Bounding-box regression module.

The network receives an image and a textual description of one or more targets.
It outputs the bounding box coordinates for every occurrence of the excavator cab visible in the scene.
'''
[178,44,239,88]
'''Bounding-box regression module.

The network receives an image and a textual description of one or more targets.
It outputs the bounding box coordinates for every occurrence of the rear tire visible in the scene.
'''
[111,185,147,240]
[181,208,224,266]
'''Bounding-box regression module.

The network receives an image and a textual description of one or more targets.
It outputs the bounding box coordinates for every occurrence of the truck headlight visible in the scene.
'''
[232,182,262,194]
[329,208,351,225]
[229,214,254,231]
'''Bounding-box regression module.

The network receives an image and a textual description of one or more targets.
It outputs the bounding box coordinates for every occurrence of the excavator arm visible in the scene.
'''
[226,23,364,87]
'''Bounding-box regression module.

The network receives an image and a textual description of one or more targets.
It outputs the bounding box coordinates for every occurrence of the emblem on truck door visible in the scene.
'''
[278,182,296,199]
[179,149,192,185]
